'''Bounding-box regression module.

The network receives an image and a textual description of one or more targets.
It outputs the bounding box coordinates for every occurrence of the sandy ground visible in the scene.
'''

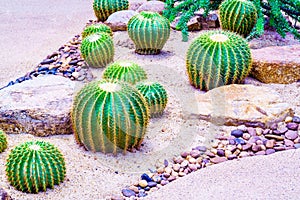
[0,0,300,199]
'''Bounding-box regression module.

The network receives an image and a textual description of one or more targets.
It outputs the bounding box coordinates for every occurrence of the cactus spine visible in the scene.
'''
[6,141,66,193]
[102,61,147,85]
[80,33,114,68]
[127,11,170,55]
[186,30,252,91]
[71,79,149,155]
[0,130,7,153]
[93,0,129,22]
[136,82,168,118]
[82,23,113,39]
[219,0,257,37]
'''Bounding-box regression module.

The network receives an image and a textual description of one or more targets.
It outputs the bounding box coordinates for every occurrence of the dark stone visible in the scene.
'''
[141,173,152,182]
[292,116,300,123]
[16,76,25,83]
[164,159,169,167]
[286,122,298,130]
[69,59,79,65]
[122,189,136,197]
[180,151,189,158]
[144,186,150,191]
[138,191,147,197]
[40,58,55,65]
[234,138,246,145]
[231,129,244,138]
[272,129,282,135]
[227,154,237,160]
[217,149,225,157]
[266,149,276,155]
[193,146,207,152]
[148,181,157,187]
[38,66,49,72]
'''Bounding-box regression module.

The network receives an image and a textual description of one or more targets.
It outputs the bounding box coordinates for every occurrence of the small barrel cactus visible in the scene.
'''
[93,0,129,22]
[0,130,7,153]
[82,23,113,39]
[80,32,114,68]
[127,11,170,55]
[219,0,257,37]
[6,141,66,193]
[102,61,147,85]
[136,82,168,118]
[71,79,149,155]
[186,30,252,90]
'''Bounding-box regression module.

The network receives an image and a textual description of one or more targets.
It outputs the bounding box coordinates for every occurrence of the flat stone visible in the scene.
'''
[285,130,298,140]
[286,122,298,130]
[210,156,227,164]
[105,10,138,31]
[194,85,294,128]
[251,45,300,84]
[137,1,165,14]
[265,134,285,141]
[0,75,75,136]
[128,0,147,11]
[122,188,136,197]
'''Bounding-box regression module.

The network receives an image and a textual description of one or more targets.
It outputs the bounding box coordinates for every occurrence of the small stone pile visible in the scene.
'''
[121,116,300,198]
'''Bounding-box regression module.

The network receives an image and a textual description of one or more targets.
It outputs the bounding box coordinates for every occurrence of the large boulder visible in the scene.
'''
[251,45,300,84]
[0,75,75,136]
[105,10,138,31]
[137,1,165,14]
[194,84,294,128]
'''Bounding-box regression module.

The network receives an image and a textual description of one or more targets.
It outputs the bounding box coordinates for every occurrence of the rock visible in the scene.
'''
[180,151,189,158]
[193,145,207,152]
[122,188,136,197]
[242,133,251,140]
[285,130,298,140]
[292,116,300,123]
[285,116,293,123]
[141,173,152,182]
[266,149,276,155]
[0,76,75,136]
[139,180,148,188]
[168,176,177,182]
[265,139,275,148]
[148,181,157,188]
[196,11,220,29]
[210,157,227,164]
[129,185,139,193]
[284,139,294,147]
[194,85,294,128]
[105,10,138,31]
[190,149,201,158]
[0,188,12,200]
[265,134,285,141]
[160,180,169,186]
[251,45,300,84]
[137,1,165,14]
[287,122,298,130]
[172,164,180,172]
[178,172,186,177]
[217,149,225,157]
[242,143,252,151]
[171,16,202,31]
[294,143,300,149]
[231,129,243,138]
[227,154,237,160]
[129,0,147,10]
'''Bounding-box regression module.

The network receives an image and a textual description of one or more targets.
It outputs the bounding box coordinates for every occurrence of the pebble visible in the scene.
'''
[178,172,186,177]
[188,157,196,164]
[210,157,227,164]
[147,181,157,188]
[284,139,294,147]
[265,134,284,141]
[285,130,298,140]
[188,164,198,171]
[286,122,298,130]
[122,189,136,197]
[242,133,251,140]
[285,116,293,123]
[168,176,176,182]
[239,151,250,158]
[193,146,207,152]
[242,143,252,151]
[256,128,263,136]
[265,140,275,148]
[172,164,180,172]
[138,180,148,188]
[141,173,152,182]
[231,129,244,138]
[255,150,266,156]
[292,116,300,123]
[160,180,169,186]
[227,154,237,160]
[247,127,257,136]
[217,149,225,157]
[129,185,139,193]
[294,143,300,149]
[152,175,161,183]
[190,149,201,158]
[234,138,246,145]
[274,146,286,151]
[164,167,172,174]
[180,151,189,158]
[180,160,189,168]
[266,149,276,155]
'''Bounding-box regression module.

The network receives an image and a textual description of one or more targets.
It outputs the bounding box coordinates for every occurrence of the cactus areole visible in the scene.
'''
[71,79,149,155]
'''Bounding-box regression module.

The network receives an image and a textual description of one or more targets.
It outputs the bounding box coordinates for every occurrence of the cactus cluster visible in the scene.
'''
[6,141,66,193]
[71,79,149,155]
[93,0,129,22]
[219,0,257,37]
[102,61,147,85]
[136,82,168,118]
[82,23,113,40]
[0,130,7,153]
[127,11,170,55]
[80,32,114,68]
[186,30,252,91]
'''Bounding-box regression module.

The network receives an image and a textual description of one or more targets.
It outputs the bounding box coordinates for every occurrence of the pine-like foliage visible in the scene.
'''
[219,0,257,37]
[102,61,147,85]
[163,0,300,41]
[6,141,66,193]
[136,82,168,118]
[71,79,149,155]
[80,33,114,68]
[186,30,252,90]
[0,130,7,153]
[127,11,171,55]
[82,23,113,39]
[93,0,129,22]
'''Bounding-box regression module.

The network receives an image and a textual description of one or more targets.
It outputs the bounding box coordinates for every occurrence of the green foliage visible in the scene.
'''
[93,0,129,22]
[82,23,113,39]
[163,0,300,41]
[127,11,171,55]
[186,30,252,90]
[0,130,7,153]
[102,61,147,85]
[136,82,168,118]
[219,0,257,37]
[80,33,114,68]
[71,79,149,155]
[6,141,66,193]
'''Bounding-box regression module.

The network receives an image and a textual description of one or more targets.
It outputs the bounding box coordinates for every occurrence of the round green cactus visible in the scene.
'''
[82,23,113,39]
[93,0,129,22]
[0,130,7,153]
[136,82,168,118]
[186,30,252,91]
[102,61,147,85]
[71,79,149,155]
[219,0,257,37]
[80,33,114,68]
[127,11,170,55]
[6,141,66,193]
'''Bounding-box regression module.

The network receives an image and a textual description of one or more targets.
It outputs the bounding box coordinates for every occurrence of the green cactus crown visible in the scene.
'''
[186,30,252,90]
[6,141,66,193]
[102,61,147,85]
[93,0,129,22]
[82,23,113,39]
[71,79,149,155]
[0,130,7,153]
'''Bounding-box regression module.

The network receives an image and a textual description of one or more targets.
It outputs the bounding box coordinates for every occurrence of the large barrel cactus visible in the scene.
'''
[186,30,252,91]
[93,0,129,22]
[80,32,114,68]
[6,141,66,193]
[127,11,170,55]
[136,82,168,118]
[102,61,147,85]
[219,0,257,37]
[71,79,149,155]
[0,130,7,153]
[82,23,113,39]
